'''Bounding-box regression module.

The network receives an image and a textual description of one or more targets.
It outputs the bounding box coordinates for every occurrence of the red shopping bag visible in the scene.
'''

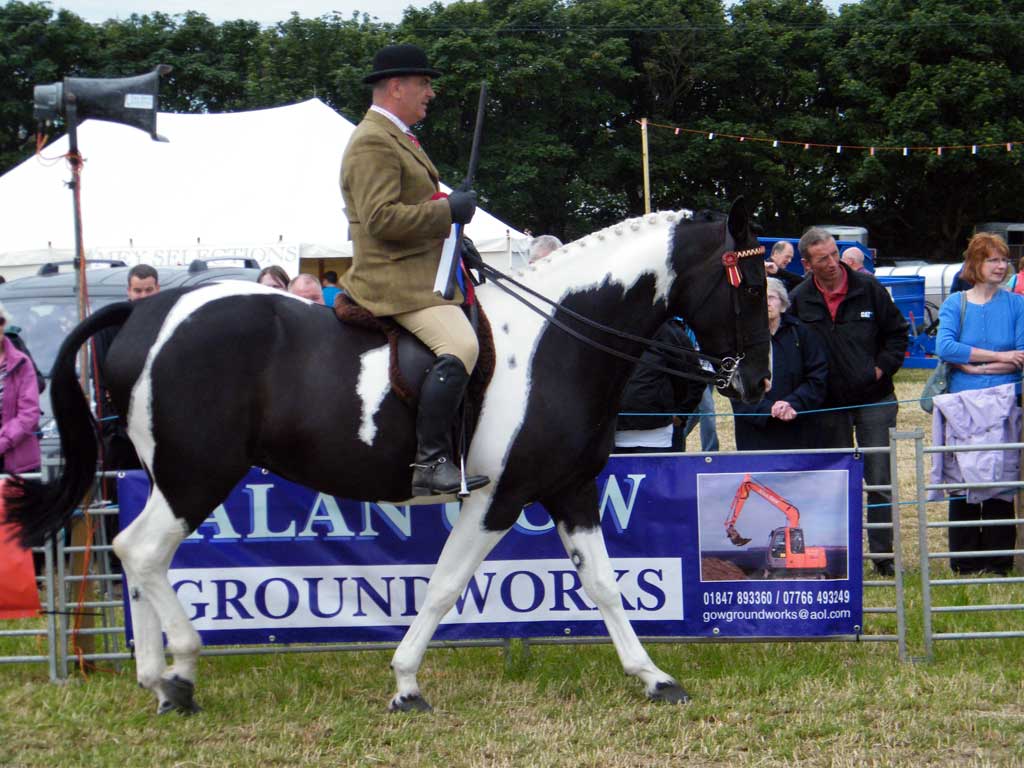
[0,480,41,619]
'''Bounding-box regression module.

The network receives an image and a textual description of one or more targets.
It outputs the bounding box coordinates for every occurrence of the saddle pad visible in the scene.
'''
[334,295,495,415]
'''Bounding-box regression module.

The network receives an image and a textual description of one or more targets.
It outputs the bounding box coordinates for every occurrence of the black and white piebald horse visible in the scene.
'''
[4,200,770,714]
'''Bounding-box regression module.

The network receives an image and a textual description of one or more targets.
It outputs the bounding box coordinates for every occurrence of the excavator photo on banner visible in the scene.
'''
[724,474,828,579]
[698,471,850,582]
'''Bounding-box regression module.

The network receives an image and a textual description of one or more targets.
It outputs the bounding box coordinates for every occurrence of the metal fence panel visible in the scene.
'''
[1,450,911,680]
[915,432,1024,653]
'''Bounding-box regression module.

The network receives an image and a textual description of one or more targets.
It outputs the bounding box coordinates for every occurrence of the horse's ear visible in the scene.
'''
[727,196,750,241]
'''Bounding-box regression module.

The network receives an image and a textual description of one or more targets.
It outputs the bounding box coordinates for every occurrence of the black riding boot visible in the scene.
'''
[411,354,490,496]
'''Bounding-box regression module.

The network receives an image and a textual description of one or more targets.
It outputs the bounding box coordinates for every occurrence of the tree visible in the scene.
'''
[827,0,1024,261]
[243,13,390,116]
[94,11,263,112]
[699,0,838,232]
[0,2,99,171]
[396,0,637,239]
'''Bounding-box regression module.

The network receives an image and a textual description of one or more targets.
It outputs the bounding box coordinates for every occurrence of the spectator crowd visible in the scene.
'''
[615,227,1023,578]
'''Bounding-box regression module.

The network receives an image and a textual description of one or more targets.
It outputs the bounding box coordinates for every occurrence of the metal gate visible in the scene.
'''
[903,429,1024,659]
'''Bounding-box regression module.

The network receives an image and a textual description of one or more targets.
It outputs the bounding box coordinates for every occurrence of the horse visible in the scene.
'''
[3,199,770,714]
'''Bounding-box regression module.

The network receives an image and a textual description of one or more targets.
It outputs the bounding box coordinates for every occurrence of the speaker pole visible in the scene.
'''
[62,95,90,392]
[58,98,88,392]
[59,93,101,665]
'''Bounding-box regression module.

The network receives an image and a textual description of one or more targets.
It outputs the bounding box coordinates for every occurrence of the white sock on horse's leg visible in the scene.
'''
[114,489,201,709]
[115,515,167,694]
[391,495,505,709]
[118,568,166,691]
[145,567,201,682]
[557,524,686,700]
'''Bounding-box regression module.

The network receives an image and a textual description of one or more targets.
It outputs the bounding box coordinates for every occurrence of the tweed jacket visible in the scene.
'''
[339,109,462,316]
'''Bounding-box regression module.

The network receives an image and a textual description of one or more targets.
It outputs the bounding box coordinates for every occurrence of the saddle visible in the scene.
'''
[334,294,496,422]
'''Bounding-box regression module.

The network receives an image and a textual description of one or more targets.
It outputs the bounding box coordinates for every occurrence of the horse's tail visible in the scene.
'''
[2,301,135,548]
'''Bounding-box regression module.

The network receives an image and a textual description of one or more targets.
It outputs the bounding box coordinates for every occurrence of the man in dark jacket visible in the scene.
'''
[93,265,161,475]
[789,227,909,576]
[614,318,706,453]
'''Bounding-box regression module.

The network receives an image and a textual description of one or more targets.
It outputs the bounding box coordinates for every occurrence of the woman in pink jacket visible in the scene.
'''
[0,303,41,475]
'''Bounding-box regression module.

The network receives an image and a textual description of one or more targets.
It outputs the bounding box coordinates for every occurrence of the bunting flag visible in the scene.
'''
[640,119,1023,156]
[0,481,41,619]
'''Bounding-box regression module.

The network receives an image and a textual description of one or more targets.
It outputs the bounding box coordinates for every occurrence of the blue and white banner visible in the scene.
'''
[119,453,862,646]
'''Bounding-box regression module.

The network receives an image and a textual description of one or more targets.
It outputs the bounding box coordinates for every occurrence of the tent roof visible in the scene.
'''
[0,99,524,272]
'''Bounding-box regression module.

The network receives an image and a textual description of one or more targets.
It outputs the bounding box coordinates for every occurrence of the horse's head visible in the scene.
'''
[668,197,771,403]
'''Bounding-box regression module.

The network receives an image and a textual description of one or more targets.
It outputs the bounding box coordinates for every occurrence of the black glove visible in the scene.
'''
[448,188,477,225]
[461,235,482,266]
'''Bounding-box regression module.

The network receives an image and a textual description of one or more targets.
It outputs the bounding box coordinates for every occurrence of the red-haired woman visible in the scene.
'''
[936,232,1024,575]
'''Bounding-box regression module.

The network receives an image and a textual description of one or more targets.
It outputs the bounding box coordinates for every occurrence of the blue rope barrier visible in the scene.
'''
[618,396,926,420]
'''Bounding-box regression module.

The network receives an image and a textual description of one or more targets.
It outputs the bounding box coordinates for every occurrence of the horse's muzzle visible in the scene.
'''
[722,366,771,404]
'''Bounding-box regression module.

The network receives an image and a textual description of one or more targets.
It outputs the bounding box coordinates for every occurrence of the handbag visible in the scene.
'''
[920,292,967,413]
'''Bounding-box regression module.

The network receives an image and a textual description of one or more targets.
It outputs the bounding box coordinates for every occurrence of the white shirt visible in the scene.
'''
[614,424,674,449]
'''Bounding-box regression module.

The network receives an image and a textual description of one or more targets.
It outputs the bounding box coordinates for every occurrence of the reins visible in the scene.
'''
[462,236,765,389]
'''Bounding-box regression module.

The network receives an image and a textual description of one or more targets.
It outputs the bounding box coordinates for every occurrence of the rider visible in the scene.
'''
[339,44,489,497]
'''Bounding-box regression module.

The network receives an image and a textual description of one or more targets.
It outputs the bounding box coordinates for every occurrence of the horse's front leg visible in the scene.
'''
[550,482,689,704]
[390,491,506,712]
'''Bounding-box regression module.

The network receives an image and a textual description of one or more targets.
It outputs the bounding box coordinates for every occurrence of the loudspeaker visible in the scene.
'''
[33,65,172,141]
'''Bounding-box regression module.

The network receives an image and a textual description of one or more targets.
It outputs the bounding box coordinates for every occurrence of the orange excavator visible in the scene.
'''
[724,474,827,575]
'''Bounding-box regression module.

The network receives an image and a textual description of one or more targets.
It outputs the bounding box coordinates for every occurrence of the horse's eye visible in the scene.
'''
[745,285,762,297]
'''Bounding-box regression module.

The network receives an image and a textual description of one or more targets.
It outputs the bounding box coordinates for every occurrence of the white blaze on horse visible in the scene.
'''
[3,200,770,714]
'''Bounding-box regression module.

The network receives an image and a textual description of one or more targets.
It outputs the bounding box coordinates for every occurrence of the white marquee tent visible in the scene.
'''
[0,98,528,280]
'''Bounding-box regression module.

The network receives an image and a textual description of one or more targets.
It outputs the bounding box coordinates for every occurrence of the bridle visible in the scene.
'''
[719,243,771,362]
[461,226,768,390]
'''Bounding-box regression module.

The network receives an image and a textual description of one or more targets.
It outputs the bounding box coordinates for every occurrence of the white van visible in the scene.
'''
[812,225,869,247]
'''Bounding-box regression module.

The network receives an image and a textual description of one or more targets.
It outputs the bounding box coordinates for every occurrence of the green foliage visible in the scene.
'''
[0,2,100,171]
[242,14,391,117]
[3,0,1024,260]
[94,12,265,112]
[829,0,1024,259]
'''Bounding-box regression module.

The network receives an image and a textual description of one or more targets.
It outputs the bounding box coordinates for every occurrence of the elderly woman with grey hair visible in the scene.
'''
[729,277,828,450]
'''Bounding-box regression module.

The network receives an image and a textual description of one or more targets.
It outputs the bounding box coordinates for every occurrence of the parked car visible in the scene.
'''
[0,262,261,438]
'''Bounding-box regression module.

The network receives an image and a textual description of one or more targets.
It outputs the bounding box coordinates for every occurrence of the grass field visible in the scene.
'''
[2,369,1023,767]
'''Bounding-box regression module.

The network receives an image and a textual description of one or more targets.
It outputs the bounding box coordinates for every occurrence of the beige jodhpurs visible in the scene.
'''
[393,304,479,373]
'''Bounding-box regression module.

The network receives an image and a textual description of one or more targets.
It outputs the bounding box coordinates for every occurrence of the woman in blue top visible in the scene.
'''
[936,232,1024,574]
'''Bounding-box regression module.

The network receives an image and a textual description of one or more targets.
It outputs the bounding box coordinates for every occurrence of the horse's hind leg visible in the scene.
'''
[390,492,506,712]
[113,486,201,715]
[550,482,689,704]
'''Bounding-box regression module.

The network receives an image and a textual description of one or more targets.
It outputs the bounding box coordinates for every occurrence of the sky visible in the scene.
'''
[51,0,848,26]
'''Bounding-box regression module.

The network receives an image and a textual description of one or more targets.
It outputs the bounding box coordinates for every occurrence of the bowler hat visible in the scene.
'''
[364,44,441,84]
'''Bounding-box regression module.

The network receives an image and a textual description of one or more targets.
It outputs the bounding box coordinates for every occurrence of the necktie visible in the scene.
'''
[405,130,420,148]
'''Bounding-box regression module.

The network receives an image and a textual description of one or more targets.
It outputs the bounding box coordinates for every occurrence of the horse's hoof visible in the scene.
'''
[157,675,202,715]
[648,680,690,705]
[389,693,432,713]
